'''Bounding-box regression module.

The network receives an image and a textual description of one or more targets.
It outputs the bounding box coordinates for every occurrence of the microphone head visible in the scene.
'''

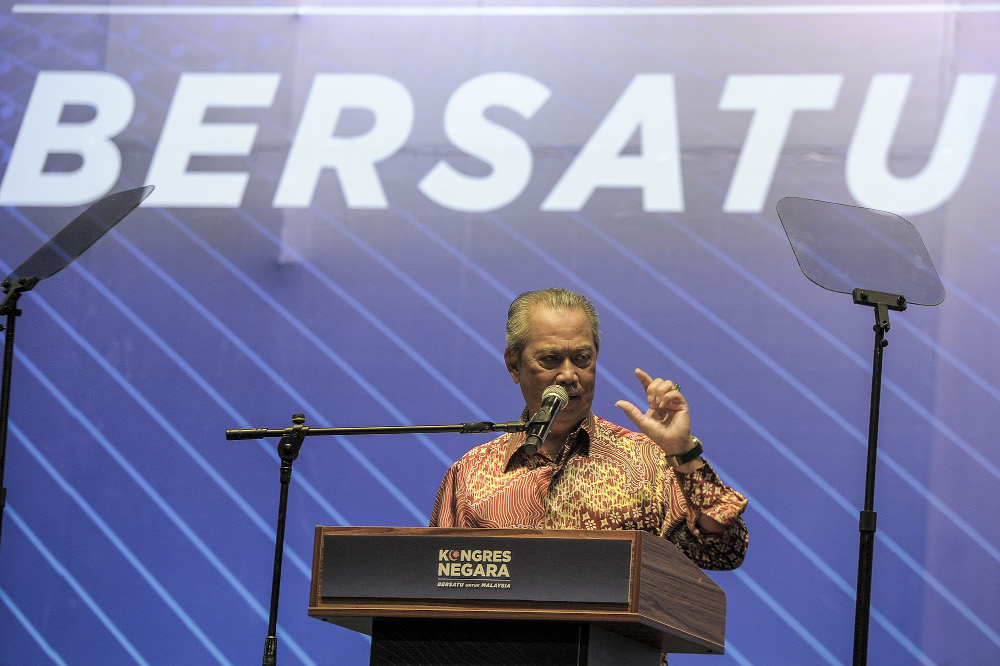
[542,384,569,407]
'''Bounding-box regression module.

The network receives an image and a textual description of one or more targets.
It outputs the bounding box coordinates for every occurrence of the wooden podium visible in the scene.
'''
[309,526,726,665]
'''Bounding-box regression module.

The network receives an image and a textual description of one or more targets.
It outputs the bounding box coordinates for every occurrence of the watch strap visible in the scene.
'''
[664,436,703,467]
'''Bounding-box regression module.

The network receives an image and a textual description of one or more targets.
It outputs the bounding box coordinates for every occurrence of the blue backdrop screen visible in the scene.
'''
[2,2,999,664]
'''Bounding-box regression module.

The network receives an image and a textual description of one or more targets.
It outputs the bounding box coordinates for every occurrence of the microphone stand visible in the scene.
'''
[226,414,527,666]
[850,288,905,666]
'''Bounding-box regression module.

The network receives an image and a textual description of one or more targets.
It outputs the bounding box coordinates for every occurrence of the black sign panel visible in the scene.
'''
[321,534,633,604]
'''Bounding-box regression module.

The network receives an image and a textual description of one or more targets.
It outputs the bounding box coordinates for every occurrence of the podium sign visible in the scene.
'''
[320,532,633,604]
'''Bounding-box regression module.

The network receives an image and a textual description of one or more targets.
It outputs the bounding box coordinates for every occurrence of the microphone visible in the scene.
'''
[522,385,569,455]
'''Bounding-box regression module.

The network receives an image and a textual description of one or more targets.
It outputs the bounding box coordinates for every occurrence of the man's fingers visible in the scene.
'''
[615,399,644,426]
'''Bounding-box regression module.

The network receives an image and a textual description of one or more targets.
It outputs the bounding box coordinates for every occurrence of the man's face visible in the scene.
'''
[504,305,597,437]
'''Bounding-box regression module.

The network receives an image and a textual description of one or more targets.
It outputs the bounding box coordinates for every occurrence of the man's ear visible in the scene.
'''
[504,347,520,384]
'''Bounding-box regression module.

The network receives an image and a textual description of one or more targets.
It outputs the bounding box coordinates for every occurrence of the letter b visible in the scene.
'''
[0,72,134,206]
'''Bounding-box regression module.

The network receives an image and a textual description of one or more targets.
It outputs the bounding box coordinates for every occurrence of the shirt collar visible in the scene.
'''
[503,411,596,468]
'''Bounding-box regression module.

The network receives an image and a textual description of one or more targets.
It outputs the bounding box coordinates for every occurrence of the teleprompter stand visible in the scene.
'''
[225,415,527,666]
[776,197,945,665]
[0,186,153,560]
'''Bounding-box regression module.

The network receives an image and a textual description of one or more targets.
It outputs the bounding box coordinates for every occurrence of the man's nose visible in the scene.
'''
[555,359,578,384]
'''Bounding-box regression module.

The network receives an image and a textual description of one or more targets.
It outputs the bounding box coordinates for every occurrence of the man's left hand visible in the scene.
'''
[615,367,694,460]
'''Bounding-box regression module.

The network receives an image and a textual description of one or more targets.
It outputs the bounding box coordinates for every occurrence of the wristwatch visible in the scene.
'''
[664,436,703,468]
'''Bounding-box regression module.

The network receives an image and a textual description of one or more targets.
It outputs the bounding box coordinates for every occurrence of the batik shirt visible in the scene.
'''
[429,413,748,570]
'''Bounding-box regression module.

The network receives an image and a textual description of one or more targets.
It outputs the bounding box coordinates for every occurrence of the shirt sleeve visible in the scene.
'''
[661,460,749,570]
[429,462,460,527]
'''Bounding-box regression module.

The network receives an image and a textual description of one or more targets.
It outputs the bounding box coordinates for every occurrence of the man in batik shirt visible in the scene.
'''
[430,288,747,571]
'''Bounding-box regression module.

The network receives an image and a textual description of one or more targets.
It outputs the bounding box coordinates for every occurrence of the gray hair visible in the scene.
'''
[505,288,601,359]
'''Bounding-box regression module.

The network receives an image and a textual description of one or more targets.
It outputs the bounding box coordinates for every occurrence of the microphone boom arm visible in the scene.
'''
[226,420,527,441]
